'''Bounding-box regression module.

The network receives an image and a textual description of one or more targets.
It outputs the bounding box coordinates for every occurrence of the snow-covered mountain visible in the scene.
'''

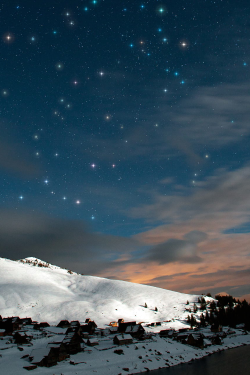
[0,257,199,327]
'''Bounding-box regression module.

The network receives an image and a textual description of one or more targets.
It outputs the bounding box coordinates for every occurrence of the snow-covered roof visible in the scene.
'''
[30,347,51,363]
[115,334,133,341]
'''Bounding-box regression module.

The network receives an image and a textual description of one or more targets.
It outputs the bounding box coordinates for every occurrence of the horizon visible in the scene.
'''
[0,1,250,301]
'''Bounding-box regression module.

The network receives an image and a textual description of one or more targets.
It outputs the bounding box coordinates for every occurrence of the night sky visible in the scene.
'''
[1,0,250,299]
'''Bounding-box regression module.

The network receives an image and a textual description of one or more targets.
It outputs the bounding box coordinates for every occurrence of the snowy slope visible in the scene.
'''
[0,257,199,327]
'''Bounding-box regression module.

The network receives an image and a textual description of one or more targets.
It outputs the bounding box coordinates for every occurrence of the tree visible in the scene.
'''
[145,302,147,308]
[155,307,158,312]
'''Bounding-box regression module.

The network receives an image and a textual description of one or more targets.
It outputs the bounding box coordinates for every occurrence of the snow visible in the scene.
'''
[0,256,249,374]
[0,256,199,327]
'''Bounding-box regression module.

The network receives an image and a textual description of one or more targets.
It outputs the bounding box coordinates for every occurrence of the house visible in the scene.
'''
[211,335,223,345]
[1,317,22,334]
[13,331,33,344]
[80,321,97,334]
[176,333,188,343]
[118,319,124,324]
[125,324,145,338]
[159,329,175,338]
[29,347,58,367]
[187,333,204,348]
[118,321,136,333]
[47,342,69,361]
[109,321,118,327]
[20,318,33,325]
[113,334,133,345]
[33,322,50,330]
[62,331,83,354]
[57,320,70,328]
[0,329,6,337]
[70,320,80,328]
[211,323,223,332]
[86,338,99,346]
[109,326,118,334]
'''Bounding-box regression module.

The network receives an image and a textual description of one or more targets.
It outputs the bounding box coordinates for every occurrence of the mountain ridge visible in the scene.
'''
[0,257,200,327]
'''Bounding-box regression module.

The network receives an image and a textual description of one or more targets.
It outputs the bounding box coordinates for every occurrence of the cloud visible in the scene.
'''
[143,231,206,265]
[130,165,250,230]
[0,210,138,274]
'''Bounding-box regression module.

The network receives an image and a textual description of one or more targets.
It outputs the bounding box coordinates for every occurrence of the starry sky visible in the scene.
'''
[1,0,250,299]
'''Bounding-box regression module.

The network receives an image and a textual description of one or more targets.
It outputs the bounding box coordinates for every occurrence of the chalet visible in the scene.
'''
[34,322,50,330]
[211,323,223,332]
[211,335,223,345]
[1,317,22,334]
[57,320,70,328]
[29,347,58,367]
[118,319,124,324]
[125,324,145,338]
[85,318,91,323]
[0,329,6,337]
[66,326,82,336]
[187,333,204,348]
[176,333,188,343]
[159,329,175,338]
[109,321,118,327]
[113,334,133,346]
[86,338,99,346]
[20,318,32,325]
[109,326,118,334]
[81,320,97,334]
[118,321,136,333]
[62,331,83,354]
[13,331,33,344]
[70,320,80,328]
[47,342,69,361]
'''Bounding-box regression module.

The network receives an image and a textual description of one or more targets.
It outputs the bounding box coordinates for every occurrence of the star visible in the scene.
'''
[76,200,81,204]
[205,154,209,159]
[56,63,64,71]
[99,71,104,76]
[112,164,116,168]
[91,215,95,220]
[180,80,185,84]
[30,36,36,42]
[174,72,179,76]
[19,196,23,200]
[157,7,166,14]
[163,88,168,92]
[163,38,168,42]
[55,153,59,157]
[4,34,13,43]
[73,81,78,85]
[63,197,67,200]
[44,180,49,184]
[91,163,96,168]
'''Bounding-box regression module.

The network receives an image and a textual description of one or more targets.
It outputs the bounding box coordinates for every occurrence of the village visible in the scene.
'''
[0,301,250,373]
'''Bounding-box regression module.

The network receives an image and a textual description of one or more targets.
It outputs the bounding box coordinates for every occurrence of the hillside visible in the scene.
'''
[0,257,199,327]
